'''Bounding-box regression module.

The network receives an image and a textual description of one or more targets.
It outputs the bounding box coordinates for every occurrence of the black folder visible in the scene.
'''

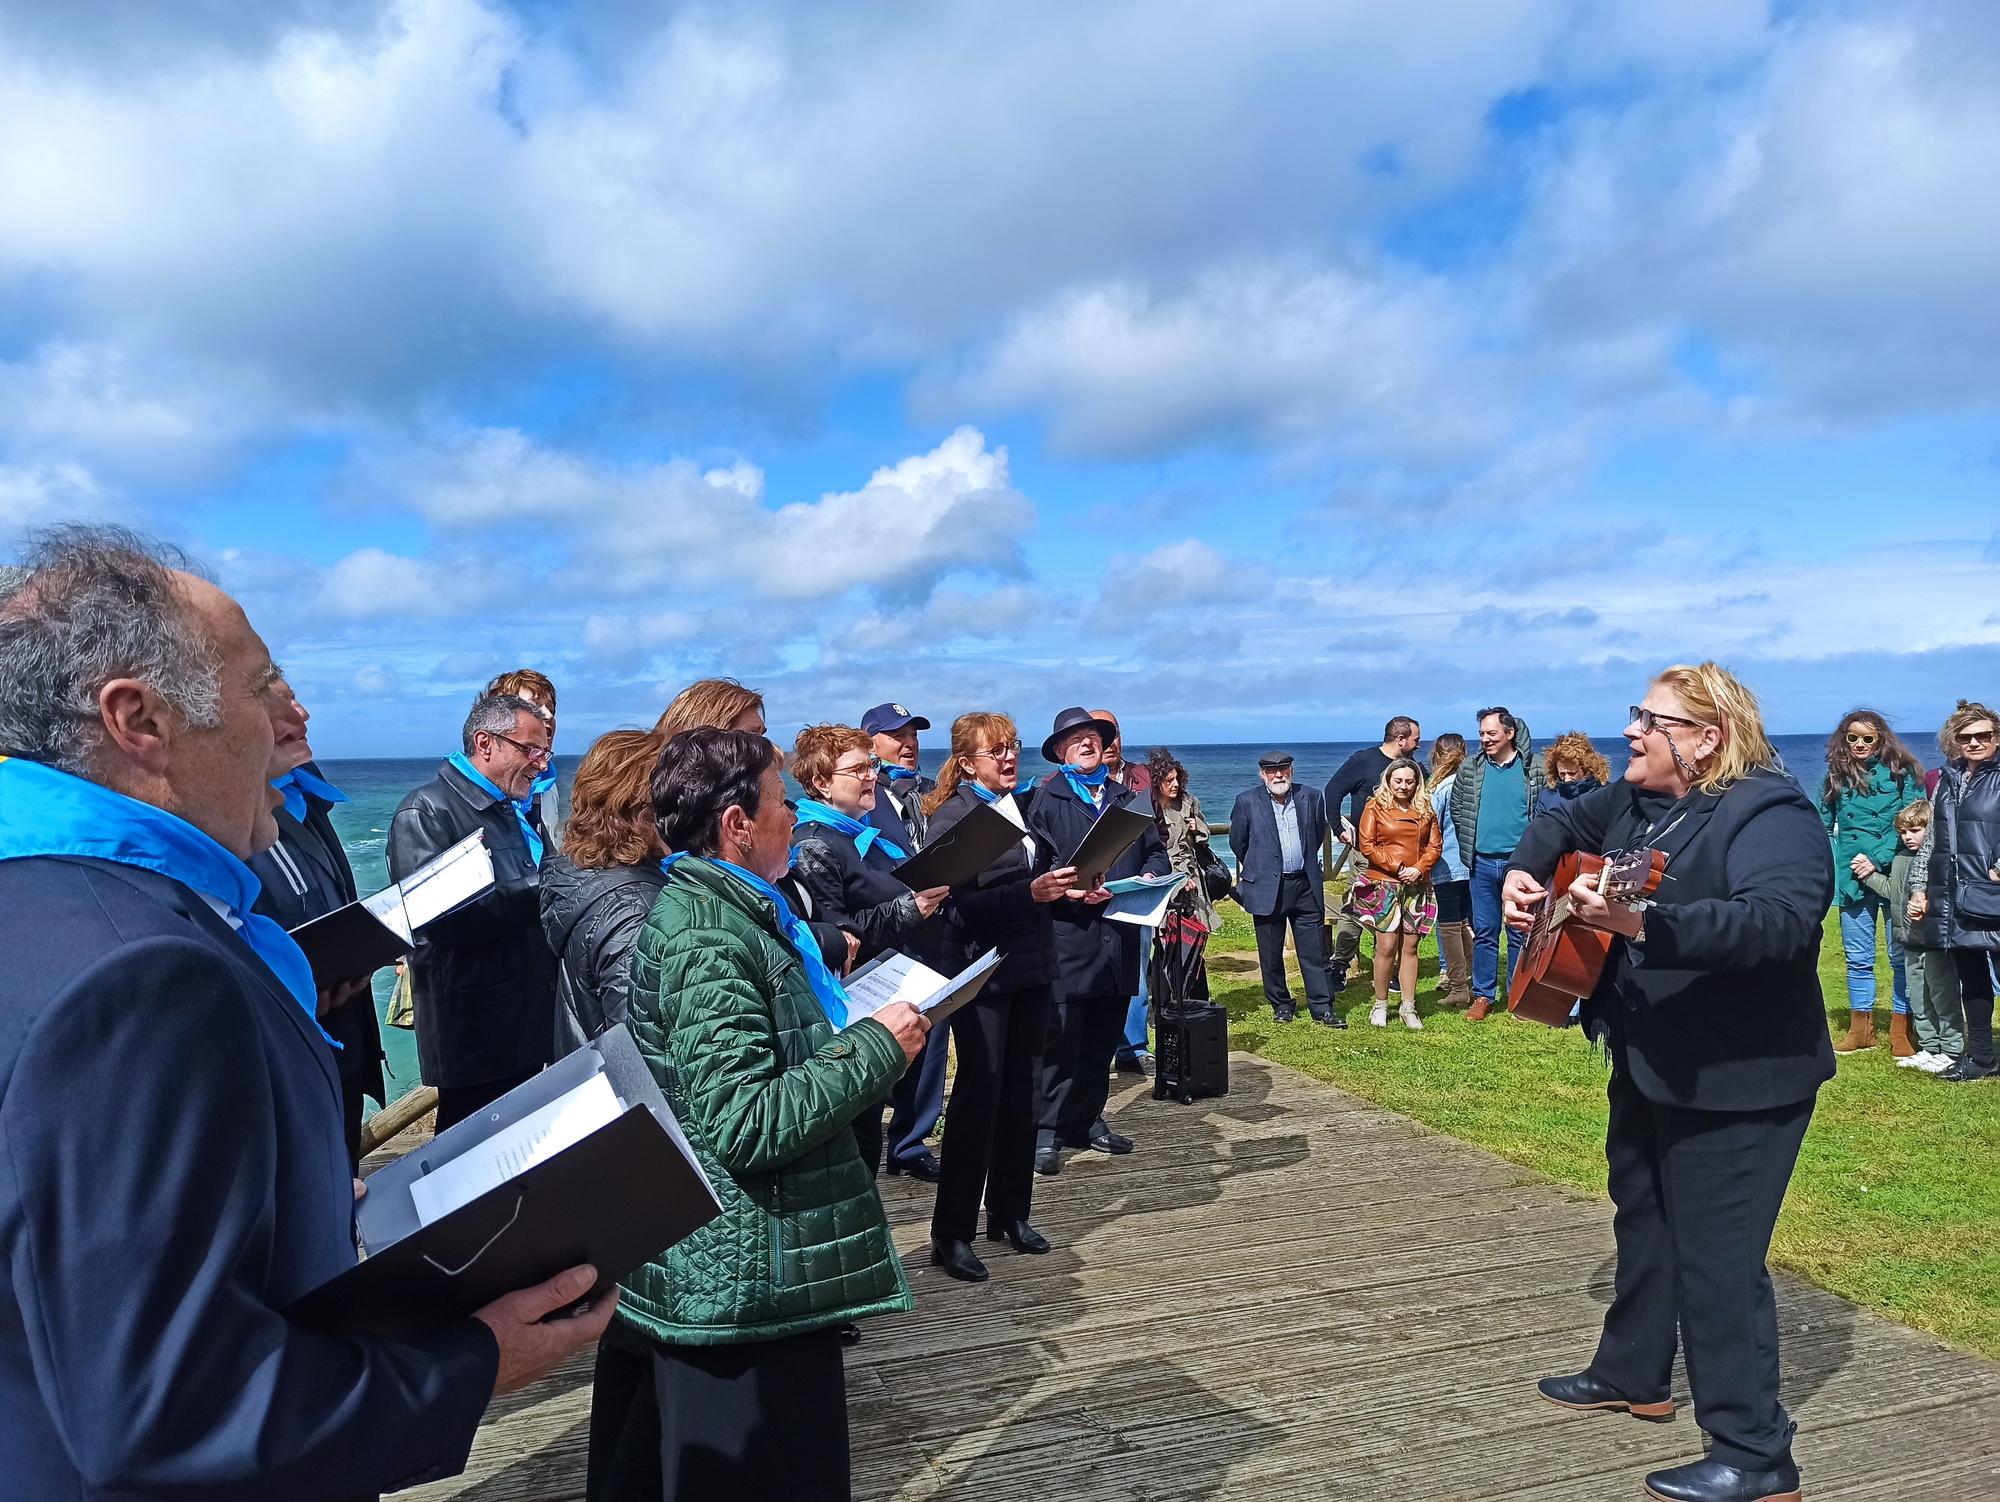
[290,901,411,990]
[288,1025,721,1340]
[1067,805,1155,890]
[893,802,1026,891]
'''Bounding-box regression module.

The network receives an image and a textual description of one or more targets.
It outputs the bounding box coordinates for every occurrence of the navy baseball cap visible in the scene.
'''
[861,702,930,736]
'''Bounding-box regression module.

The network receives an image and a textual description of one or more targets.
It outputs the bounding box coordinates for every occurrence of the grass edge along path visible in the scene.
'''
[1199,902,2000,1360]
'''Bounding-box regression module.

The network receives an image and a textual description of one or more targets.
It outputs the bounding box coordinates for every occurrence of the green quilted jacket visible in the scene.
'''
[617,855,913,1345]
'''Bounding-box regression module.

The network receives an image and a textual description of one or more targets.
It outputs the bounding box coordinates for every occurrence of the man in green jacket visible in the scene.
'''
[1450,708,1542,1018]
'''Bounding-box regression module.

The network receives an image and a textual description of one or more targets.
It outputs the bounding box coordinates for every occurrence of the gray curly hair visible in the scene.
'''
[0,525,222,775]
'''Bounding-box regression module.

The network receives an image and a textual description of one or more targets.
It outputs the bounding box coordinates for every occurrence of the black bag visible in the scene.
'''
[1153,1001,1228,1104]
[1959,878,2000,927]
[1196,842,1233,903]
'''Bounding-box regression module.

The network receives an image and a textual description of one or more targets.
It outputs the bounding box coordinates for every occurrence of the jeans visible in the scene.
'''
[1469,853,1522,1000]
[1838,891,1908,1014]
[1116,962,1150,1062]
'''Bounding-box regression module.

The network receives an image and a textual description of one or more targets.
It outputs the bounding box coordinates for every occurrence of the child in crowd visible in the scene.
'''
[1857,800,1962,1072]
[1354,756,1442,1030]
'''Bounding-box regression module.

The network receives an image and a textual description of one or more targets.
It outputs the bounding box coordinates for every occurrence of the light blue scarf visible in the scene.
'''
[970,778,1034,803]
[1062,762,1110,814]
[793,797,907,862]
[448,752,544,865]
[663,853,849,1027]
[530,768,558,801]
[272,764,348,823]
[0,756,338,1046]
[879,764,919,784]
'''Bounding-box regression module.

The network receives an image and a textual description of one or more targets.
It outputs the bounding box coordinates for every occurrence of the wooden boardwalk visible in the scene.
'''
[400,1056,2000,1500]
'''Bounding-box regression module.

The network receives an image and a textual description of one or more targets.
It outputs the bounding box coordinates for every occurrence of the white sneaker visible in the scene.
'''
[1919,1053,1956,1074]
[1369,1001,1388,1027]
[1896,1051,1930,1068]
[1399,1002,1424,1031]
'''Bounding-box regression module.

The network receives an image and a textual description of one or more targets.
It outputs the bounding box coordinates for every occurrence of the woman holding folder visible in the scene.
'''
[921,713,1078,1282]
[597,728,930,1502]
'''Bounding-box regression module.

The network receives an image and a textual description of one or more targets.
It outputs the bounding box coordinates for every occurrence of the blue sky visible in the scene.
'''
[2,0,1995,756]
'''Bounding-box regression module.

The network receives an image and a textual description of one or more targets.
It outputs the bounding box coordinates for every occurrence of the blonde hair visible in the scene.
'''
[924,711,1018,817]
[790,723,869,797]
[1370,755,1432,814]
[1894,799,1933,834]
[1940,700,1998,760]
[1426,733,1466,792]
[654,677,763,739]
[1651,662,1778,794]
[1543,731,1611,786]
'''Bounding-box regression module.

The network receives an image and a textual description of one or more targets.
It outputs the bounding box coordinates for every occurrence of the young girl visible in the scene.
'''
[1355,756,1443,1028]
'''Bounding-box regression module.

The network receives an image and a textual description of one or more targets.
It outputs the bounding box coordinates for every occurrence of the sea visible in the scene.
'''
[325,733,1934,1102]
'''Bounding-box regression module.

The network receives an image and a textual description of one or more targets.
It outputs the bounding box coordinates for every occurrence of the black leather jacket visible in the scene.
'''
[539,852,666,1056]
[387,760,557,1088]
[1926,757,2000,951]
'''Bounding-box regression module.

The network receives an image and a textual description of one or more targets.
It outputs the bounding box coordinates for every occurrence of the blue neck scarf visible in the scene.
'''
[0,757,338,1046]
[793,798,907,861]
[970,778,1034,803]
[272,765,348,823]
[1062,762,1110,813]
[880,764,919,784]
[530,768,558,800]
[448,752,545,865]
[662,853,849,1027]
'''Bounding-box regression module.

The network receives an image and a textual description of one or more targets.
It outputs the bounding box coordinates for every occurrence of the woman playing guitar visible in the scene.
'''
[1502,663,1835,1502]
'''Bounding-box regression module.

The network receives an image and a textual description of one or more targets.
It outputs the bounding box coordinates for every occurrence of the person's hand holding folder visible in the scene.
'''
[874,1001,932,1062]
[473,1262,619,1396]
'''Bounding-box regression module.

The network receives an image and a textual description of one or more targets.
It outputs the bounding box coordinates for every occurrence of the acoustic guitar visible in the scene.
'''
[1508,848,1669,1026]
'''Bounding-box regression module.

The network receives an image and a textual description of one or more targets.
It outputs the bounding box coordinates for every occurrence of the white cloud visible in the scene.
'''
[318,547,483,620]
[0,460,115,535]
[350,662,400,697]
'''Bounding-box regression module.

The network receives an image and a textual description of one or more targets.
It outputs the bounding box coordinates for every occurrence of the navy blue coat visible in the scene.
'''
[930,784,1056,994]
[1026,775,1170,1001]
[0,855,496,1500]
[1227,784,1329,918]
[1509,770,1836,1112]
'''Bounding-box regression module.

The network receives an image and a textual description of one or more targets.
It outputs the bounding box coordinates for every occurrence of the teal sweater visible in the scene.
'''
[1819,760,1923,905]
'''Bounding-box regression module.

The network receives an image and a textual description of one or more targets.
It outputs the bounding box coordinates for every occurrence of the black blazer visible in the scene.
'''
[248,764,386,1101]
[0,856,496,1500]
[388,761,557,1089]
[790,819,941,967]
[1026,774,1171,1000]
[1227,784,1328,918]
[871,775,935,851]
[1509,770,1836,1112]
[930,784,1056,993]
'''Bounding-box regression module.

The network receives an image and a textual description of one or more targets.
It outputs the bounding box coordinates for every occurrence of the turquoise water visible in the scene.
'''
[320,735,1922,1103]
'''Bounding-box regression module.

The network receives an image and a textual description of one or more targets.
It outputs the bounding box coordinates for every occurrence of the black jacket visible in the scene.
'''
[247,765,386,1101]
[539,852,666,1056]
[790,818,941,967]
[1027,773,1171,1001]
[1509,769,1836,1113]
[388,761,557,1089]
[1925,757,2000,951]
[872,775,935,850]
[0,857,496,1500]
[929,784,1056,993]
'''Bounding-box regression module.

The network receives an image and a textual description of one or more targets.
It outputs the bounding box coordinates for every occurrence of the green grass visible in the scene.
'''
[1202,901,2000,1358]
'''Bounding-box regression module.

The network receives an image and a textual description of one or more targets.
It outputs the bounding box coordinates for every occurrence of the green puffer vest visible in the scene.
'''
[617,855,913,1346]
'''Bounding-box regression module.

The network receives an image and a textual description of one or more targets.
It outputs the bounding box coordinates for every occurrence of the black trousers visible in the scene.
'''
[933,983,1050,1242]
[1038,991,1125,1149]
[1591,1064,1814,1470]
[432,1068,538,1135]
[1952,947,1996,1068]
[587,1321,850,1502]
[1252,872,1332,1018]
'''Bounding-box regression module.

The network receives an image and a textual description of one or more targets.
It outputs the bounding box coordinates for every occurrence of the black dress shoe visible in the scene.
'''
[886,1151,943,1181]
[1642,1456,1801,1502]
[1939,1055,1997,1082]
[929,1237,990,1283]
[985,1218,1051,1254]
[838,1321,862,1346]
[1084,1130,1135,1155]
[1033,1147,1063,1176]
[1115,1051,1155,1076]
[1536,1370,1675,1421]
[1272,1007,1298,1023]
[1311,1012,1347,1029]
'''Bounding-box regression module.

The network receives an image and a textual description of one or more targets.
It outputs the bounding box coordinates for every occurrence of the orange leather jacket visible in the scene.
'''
[1357,799,1443,884]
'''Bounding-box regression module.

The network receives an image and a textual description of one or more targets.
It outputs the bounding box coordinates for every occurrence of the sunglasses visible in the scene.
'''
[1845,731,1879,746]
[1960,728,1997,745]
[1629,705,1705,735]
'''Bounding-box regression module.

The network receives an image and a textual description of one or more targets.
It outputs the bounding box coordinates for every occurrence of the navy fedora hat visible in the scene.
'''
[1041,706,1120,764]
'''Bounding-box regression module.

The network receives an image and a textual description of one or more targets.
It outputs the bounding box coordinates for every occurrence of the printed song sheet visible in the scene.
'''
[408,1071,624,1227]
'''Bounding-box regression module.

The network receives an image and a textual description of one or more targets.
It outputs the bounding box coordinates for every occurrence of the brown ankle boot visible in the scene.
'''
[1439,923,1473,1009]
[1833,1010,1877,1053]
[1889,1013,1916,1058]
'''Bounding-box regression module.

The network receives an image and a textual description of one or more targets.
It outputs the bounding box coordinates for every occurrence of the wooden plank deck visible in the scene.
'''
[398,1056,2000,1500]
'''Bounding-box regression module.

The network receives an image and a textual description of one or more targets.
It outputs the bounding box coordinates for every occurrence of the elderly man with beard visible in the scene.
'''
[1230,751,1340,1026]
[0,526,613,1500]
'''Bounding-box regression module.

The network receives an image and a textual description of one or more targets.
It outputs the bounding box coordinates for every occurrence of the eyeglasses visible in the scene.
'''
[829,762,878,782]
[1845,731,1879,746]
[1629,705,1704,736]
[971,741,1023,760]
[488,731,552,764]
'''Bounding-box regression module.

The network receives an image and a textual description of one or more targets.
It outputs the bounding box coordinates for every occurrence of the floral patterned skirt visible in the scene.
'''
[1345,875,1438,937]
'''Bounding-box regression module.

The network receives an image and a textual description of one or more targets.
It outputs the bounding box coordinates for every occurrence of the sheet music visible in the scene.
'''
[843,952,950,1022]
[408,1071,623,1227]
[1105,871,1188,927]
[398,831,496,930]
